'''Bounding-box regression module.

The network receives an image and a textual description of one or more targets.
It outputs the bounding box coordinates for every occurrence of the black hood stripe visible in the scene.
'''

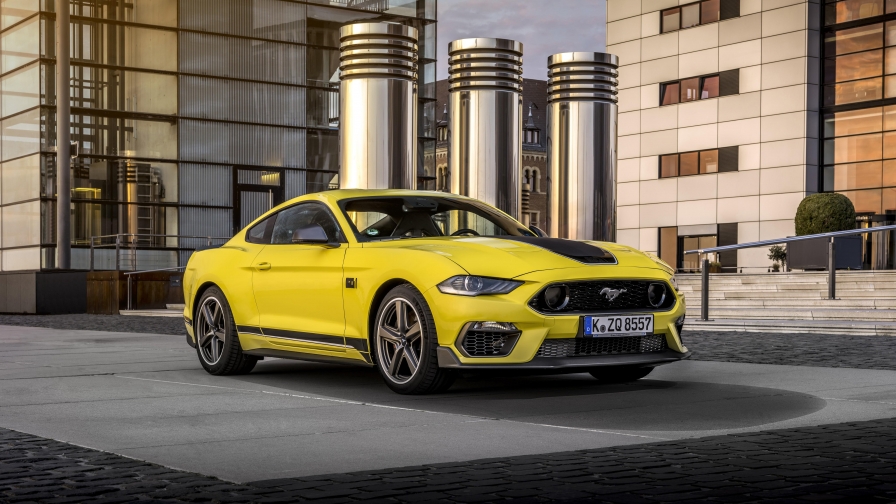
[496,236,617,264]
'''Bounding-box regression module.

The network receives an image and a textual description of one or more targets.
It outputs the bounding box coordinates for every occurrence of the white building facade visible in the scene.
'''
[608,0,822,272]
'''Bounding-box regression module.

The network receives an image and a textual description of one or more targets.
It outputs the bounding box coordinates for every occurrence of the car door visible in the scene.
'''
[251,202,347,348]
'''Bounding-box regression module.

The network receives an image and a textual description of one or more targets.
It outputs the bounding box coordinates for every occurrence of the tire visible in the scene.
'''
[194,286,258,376]
[589,366,653,383]
[373,284,455,394]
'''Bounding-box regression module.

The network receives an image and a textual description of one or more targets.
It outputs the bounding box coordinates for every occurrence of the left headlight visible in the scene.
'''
[437,276,522,296]
[669,274,679,293]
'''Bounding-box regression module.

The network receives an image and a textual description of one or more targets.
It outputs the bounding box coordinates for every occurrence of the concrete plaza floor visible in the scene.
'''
[1,324,895,485]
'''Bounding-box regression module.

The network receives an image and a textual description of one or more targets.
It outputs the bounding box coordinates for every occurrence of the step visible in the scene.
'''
[686,308,896,322]
[681,299,896,309]
[683,318,896,336]
[120,309,183,318]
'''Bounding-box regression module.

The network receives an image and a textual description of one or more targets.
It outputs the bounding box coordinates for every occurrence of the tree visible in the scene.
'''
[768,244,787,271]
[794,193,856,236]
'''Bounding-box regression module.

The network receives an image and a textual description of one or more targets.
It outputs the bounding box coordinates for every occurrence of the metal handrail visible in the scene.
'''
[684,224,896,321]
[89,234,231,272]
[123,267,186,311]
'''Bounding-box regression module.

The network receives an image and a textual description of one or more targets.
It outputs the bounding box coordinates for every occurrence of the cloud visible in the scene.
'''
[436,0,607,81]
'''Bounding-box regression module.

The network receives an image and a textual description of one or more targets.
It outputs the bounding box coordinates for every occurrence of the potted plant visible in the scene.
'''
[709,261,723,273]
[788,193,862,270]
[768,244,787,272]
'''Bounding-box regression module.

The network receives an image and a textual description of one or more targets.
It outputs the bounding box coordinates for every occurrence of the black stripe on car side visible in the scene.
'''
[345,338,369,353]
[184,316,192,327]
[261,328,346,347]
[236,325,263,335]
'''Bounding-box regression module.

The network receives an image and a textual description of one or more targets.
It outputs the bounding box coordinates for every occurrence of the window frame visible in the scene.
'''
[660,73,723,106]
[244,201,345,245]
[661,0,722,34]
[659,148,729,178]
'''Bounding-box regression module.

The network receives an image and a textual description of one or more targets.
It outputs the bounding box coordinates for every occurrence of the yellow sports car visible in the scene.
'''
[183,189,688,394]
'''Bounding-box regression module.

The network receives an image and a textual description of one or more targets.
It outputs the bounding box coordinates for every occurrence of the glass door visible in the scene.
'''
[233,168,284,234]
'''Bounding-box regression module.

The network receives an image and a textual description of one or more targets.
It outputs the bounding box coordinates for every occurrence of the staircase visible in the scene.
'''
[678,271,896,335]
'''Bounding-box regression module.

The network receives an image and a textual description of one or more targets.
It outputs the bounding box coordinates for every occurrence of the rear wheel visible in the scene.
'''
[374,284,455,394]
[195,287,258,375]
[589,366,653,383]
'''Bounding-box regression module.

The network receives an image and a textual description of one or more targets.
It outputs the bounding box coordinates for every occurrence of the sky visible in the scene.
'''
[436,0,607,81]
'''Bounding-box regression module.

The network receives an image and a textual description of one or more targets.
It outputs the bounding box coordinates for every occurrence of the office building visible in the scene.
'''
[608,0,895,271]
[0,0,436,271]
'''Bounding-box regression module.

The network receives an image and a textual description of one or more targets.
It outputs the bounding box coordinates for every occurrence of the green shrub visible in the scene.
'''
[794,193,856,236]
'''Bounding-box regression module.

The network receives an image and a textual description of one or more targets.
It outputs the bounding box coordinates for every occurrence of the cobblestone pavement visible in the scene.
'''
[0,314,184,336]
[2,314,895,370]
[2,418,896,503]
[683,331,896,371]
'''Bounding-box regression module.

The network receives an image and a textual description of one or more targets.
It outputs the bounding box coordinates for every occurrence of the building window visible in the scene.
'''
[659,147,738,178]
[660,72,733,105]
[825,0,895,26]
[823,21,896,106]
[661,0,721,33]
[822,105,896,214]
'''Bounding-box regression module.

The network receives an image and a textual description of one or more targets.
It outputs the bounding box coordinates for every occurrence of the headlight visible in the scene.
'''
[437,276,522,296]
[669,275,679,293]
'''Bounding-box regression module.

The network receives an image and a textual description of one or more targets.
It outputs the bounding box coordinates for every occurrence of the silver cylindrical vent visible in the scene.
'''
[546,52,619,242]
[339,23,418,190]
[448,38,523,219]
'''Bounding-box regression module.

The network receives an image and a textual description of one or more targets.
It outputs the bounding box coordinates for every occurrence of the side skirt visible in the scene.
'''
[243,348,374,368]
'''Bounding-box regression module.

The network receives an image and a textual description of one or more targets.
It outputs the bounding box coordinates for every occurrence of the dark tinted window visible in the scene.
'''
[271,203,343,244]
[246,216,274,244]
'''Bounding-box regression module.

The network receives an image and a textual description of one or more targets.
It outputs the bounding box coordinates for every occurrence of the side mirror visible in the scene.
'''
[529,225,547,237]
[292,224,340,248]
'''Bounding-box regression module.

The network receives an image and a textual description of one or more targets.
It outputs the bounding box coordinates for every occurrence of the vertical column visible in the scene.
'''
[56,0,71,268]
[546,52,618,242]
[448,38,523,219]
[339,23,418,189]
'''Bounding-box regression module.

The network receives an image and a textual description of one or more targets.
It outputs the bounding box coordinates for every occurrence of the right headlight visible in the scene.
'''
[437,276,522,296]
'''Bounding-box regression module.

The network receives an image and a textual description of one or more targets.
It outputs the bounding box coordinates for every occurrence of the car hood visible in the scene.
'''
[363,236,665,278]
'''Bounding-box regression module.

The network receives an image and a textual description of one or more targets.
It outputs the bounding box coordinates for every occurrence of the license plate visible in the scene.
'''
[584,315,654,337]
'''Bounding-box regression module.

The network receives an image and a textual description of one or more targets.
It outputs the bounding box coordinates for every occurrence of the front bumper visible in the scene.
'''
[436,347,690,371]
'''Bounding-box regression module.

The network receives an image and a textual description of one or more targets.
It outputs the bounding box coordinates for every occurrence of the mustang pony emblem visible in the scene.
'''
[600,287,627,302]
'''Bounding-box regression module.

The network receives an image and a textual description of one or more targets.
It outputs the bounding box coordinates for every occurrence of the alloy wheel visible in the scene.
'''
[197,297,226,365]
[376,297,424,384]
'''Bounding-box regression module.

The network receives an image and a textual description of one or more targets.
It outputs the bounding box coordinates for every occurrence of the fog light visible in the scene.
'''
[471,321,518,332]
[544,285,570,311]
[648,283,667,308]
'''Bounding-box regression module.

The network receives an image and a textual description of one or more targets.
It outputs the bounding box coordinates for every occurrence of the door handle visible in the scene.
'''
[255,262,271,271]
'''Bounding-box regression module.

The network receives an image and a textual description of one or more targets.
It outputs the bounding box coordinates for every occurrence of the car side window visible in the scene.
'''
[246,215,275,244]
[271,204,343,245]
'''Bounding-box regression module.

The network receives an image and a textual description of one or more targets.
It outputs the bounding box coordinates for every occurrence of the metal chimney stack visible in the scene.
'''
[448,38,523,219]
[339,23,418,189]
[546,52,619,241]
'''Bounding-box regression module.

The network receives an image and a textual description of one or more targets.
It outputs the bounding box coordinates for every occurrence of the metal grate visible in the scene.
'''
[529,280,675,314]
[461,331,518,357]
[536,335,667,358]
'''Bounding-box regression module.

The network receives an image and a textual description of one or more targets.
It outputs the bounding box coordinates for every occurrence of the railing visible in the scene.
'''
[122,267,185,311]
[89,234,231,272]
[685,224,896,321]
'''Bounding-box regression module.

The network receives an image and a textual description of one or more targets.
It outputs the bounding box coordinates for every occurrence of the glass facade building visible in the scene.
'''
[0,0,435,271]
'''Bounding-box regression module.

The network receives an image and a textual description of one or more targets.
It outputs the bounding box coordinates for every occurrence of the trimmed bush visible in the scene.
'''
[794,193,856,236]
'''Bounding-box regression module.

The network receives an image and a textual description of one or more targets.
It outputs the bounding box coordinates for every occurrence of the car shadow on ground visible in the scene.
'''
[232,358,827,432]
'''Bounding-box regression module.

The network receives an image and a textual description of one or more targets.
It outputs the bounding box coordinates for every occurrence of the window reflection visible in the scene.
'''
[700,150,719,174]
[662,8,680,32]
[681,3,700,29]
[826,23,883,55]
[826,0,884,25]
[702,75,719,99]
[825,77,883,105]
[680,78,700,102]
[835,161,883,190]
[828,132,882,164]
[661,83,679,105]
[679,152,699,176]
[1,61,38,118]
[825,49,882,83]
[824,108,882,137]
[45,20,178,73]
[1,0,38,30]
[1,15,38,73]
[841,189,882,213]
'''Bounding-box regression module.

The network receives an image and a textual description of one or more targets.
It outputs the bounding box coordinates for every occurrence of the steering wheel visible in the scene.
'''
[451,228,480,236]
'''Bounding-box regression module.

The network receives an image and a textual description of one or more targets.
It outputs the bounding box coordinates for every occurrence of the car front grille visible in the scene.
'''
[461,330,519,357]
[529,280,676,314]
[535,335,667,358]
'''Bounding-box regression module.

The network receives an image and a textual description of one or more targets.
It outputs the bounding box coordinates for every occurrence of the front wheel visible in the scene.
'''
[589,366,653,383]
[195,287,258,375]
[374,284,455,394]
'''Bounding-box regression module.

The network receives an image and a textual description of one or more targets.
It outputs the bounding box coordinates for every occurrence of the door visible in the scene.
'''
[234,168,284,234]
[252,202,347,347]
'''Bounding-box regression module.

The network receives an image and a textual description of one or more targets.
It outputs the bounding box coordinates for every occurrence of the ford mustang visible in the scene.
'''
[183,189,688,394]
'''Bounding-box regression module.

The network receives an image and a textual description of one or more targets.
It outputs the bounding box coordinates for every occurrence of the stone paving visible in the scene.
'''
[2,314,895,370]
[2,418,896,503]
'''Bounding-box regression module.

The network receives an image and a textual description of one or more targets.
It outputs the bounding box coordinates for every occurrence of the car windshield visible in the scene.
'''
[339,196,535,241]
